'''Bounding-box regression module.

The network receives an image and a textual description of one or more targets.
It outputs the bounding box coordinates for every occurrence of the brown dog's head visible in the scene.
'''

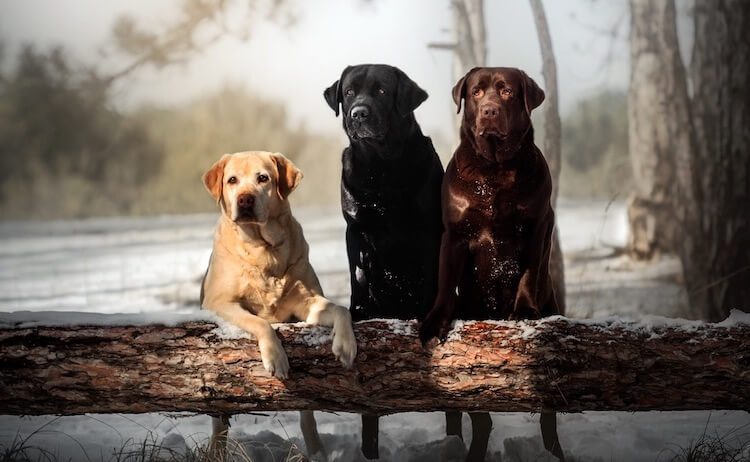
[453,67,544,162]
[202,151,302,225]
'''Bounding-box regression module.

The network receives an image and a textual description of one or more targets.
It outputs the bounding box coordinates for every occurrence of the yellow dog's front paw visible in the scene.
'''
[332,325,357,368]
[259,336,289,379]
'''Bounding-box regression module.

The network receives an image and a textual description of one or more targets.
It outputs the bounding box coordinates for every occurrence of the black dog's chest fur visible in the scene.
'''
[342,138,443,321]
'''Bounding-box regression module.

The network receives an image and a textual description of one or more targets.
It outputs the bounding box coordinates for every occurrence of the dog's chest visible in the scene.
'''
[234,248,292,318]
[449,169,526,227]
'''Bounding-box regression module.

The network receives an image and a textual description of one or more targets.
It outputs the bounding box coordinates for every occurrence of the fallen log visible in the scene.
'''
[0,311,748,415]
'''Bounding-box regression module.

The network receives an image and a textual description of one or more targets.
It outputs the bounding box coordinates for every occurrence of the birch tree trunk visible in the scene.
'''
[529,0,566,314]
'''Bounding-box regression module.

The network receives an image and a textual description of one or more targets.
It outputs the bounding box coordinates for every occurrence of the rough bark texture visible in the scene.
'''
[682,0,750,321]
[1,318,748,415]
[529,0,566,314]
[626,0,686,260]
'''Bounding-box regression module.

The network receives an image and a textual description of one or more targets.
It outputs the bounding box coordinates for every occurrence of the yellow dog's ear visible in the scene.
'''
[271,153,303,200]
[203,154,231,204]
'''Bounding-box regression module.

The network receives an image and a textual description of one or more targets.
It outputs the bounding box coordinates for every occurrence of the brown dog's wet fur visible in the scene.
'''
[420,67,560,342]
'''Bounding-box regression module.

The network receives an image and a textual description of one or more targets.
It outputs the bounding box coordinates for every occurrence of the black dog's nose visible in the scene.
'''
[237,194,254,209]
[481,105,499,119]
[350,105,370,120]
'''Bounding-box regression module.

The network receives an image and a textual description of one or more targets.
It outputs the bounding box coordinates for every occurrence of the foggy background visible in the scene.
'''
[0,0,674,219]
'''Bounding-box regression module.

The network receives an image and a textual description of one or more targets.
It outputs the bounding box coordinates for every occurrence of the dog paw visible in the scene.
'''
[418,313,450,346]
[259,336,289,379]
[332,325,357,368]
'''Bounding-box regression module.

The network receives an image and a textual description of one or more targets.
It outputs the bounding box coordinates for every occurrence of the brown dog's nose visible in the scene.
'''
[480,105,499,119]
[237,193,255,209]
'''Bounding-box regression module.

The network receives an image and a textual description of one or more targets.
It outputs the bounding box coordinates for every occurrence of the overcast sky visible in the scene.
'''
[0,0,640,138]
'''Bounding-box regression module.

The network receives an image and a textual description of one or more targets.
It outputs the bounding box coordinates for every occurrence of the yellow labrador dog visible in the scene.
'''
[201,151,356,459]
[201,150,357,373]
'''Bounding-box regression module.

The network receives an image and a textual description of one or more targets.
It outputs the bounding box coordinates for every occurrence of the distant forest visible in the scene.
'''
[0,45,629,220]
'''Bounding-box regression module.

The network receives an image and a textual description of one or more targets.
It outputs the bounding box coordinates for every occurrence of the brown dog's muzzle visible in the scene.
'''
[476,103,508,138]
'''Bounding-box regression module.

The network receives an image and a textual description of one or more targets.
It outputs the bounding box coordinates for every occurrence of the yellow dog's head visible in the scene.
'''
[202,151,302,224]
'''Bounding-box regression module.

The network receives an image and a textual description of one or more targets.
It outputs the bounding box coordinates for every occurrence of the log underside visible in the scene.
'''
[1,317,748,415]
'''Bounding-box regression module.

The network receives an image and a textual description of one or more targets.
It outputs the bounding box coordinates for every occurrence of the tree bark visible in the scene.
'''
[681,0,750,321]
[529,0,566,314]
[1,317,748,415]
[451,0,487,81]
[626,0,686,260]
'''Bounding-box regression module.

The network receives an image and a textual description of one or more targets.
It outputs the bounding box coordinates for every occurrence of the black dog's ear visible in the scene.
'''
[519,69,545,116]
[394,67,428,117]
[323,66,351,117]
[452,67,479,114]
[323,79,341,116]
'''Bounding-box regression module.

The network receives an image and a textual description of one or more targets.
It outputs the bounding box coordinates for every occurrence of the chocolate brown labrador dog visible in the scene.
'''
[419,67,565,461]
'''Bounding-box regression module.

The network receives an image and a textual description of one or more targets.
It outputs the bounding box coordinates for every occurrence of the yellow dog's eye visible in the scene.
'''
[345,88,354,96]
[227,176,237,184]
[257,174,269,184]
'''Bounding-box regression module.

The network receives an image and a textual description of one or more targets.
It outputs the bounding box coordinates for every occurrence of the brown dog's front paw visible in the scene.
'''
[419,312,450,346]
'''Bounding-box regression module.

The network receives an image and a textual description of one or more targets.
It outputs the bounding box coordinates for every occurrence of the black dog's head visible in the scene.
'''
[324,64,428,144]
[452,67,544,162]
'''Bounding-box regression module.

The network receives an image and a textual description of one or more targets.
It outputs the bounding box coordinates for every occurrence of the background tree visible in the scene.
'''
[626,0,686,260]
[0,45,161,217]
[627,0,750,320]
[104,0,294,84]
[679,0,750,321]
[529,0,565,313]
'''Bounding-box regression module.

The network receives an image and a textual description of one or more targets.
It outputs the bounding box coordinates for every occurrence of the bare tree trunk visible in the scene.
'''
[451,0,487,79]
[1,318,748,415]
[529,0,565,314]
[681,0,750,321]
[626,0,685,260]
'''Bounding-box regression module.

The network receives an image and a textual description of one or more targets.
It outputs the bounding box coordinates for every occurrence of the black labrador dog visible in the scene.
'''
[324,64,443,459]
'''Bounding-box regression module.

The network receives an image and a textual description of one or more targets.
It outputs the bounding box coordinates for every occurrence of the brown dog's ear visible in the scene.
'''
[271,153,303,200]
[202,154,231,204]
[393,67,428,116]
[452,67,479,114]
[323,66,351,117]
[519,70,545,116]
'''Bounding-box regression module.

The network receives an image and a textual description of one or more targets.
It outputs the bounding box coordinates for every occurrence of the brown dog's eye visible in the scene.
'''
[257,174,269,184]
[472,88,484,98]
[227,176,237,184]
[501,88,513,97]
[345,88,354,96]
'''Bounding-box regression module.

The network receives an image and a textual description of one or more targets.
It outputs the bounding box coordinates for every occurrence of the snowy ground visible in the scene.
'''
[1,199,747,461]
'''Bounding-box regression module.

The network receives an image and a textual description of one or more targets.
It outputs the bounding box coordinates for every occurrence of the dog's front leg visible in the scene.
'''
[206,301,290,378]
[306,297,357,368]
[419,229,468,344]
[514,209,557,318]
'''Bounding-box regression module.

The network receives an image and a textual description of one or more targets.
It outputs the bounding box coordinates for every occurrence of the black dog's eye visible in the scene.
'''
[227,176,237,184]
[377,87,386,95]
[257,174,269,184]
[501,88,513,97]
[345,88,354,96]
[472,88,484,98]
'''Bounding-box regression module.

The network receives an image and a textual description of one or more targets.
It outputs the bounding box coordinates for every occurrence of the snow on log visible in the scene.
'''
[0,311,749,415]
